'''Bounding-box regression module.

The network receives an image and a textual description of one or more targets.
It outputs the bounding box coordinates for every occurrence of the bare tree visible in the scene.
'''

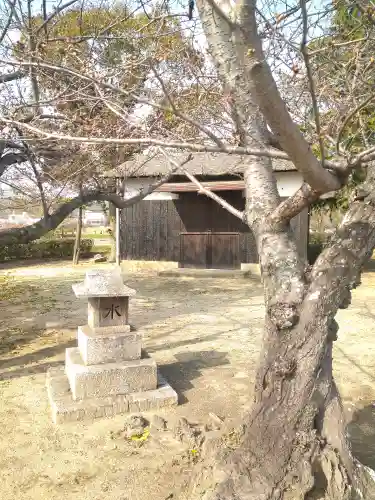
[0,0,199,241]
[3,0,375,497]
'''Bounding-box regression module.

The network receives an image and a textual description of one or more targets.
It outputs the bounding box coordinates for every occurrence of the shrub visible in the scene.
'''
[0,238,94,262]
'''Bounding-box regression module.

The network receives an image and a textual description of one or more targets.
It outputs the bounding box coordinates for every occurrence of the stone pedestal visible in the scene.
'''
[77,325,141,365]
[46,269,178,423]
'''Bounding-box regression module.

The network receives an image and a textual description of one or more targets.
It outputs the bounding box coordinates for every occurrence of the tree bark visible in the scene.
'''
[184,2,375,498]
[186,172,375,499]
[72,206,82,265]
[0,70,25,83]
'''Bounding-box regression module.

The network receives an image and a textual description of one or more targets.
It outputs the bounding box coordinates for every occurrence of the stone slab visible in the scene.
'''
[46,366,178,424]
[78,325,141,365]
[65,348,157,400]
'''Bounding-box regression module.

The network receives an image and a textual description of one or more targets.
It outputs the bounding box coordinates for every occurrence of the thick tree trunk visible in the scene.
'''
[183,3,375,497]
[72,206,82,265]
[187,182,375,499]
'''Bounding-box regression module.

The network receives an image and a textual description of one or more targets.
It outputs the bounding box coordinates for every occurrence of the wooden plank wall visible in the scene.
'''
[120,191,308,263]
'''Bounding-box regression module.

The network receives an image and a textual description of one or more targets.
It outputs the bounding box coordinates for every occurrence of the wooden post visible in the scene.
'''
[116,177,121,267]
[73,206,83,265]
[116,206,120,266]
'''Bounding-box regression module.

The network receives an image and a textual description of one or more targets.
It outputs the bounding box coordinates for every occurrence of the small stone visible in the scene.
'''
[123,415,150,439]
[91,253,107,263]
[150,415,167,431]
[174,417,199,444]
[124,414,149,432]
[123,415,150,438]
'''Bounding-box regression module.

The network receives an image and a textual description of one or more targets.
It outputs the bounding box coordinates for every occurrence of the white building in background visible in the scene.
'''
[83,210,107,226]
[8,212,39,225]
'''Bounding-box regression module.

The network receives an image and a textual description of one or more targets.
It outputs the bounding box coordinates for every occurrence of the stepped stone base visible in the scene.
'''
[77,325,141,365]
[66,347,157,400]
[47,366,178,424]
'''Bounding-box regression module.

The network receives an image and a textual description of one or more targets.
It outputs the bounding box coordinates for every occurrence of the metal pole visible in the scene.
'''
[115,178,121,266]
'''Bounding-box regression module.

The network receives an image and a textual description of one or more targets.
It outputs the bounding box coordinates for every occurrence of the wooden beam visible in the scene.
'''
[155,180,245,192]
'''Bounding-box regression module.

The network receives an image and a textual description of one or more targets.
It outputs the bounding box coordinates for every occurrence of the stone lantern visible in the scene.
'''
[46,268,177,423]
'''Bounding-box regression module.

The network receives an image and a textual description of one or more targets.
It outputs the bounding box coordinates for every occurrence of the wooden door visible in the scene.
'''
[180,232,240,269]
[180,232,209,268]
[211,232,240,269]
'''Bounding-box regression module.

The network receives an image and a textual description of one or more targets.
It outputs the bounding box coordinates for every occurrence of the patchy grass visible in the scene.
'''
[0,275,26,301]
[0,275,59,312]
[83,233,111,240]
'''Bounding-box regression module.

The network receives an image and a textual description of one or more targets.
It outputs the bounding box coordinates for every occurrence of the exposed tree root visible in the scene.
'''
[185,426,375,500]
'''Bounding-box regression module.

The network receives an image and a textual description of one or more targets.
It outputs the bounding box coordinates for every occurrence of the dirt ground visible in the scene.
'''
[1,261,375,500]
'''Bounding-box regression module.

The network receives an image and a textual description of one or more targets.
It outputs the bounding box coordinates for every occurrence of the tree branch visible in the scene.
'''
[27,0,41,115]
[0,117,293,157]
[11,123,49,215]
[0,0,16,45]
[300,0,325,164]
[0,116,343,167]
[0,154,192,245]
[0,152,29,177]
[0,70,26,84]
[157,148,244,220]
[0,178,38,199]
[308,198,375,319]
[336,93,375,153]
[351,145,375,166]
[269,183,321,224]
[150,64,227,149]
[184,169,244,221]
[0,139,26,151]
[236,0,340,192]
[36,0,80,35]
[0,116,353,177]
[308,37,367,56]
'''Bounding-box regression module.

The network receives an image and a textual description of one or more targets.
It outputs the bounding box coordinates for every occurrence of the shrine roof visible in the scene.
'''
[73,269,136,298]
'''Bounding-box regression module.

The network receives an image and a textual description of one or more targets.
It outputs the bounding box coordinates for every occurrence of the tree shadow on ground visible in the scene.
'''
[0,340,75,381]
[0,258,93,271]
[335,346,375,383]
[363,261,375,272]
[130,289,259,332]
[159,350,229,405]
[0,340,75,370]
[0,360,65,381]
[0,298,79,358]
[0,270,255,390]
[145,327,242,353]
[0,259,56,270]
[347,404,375,470]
